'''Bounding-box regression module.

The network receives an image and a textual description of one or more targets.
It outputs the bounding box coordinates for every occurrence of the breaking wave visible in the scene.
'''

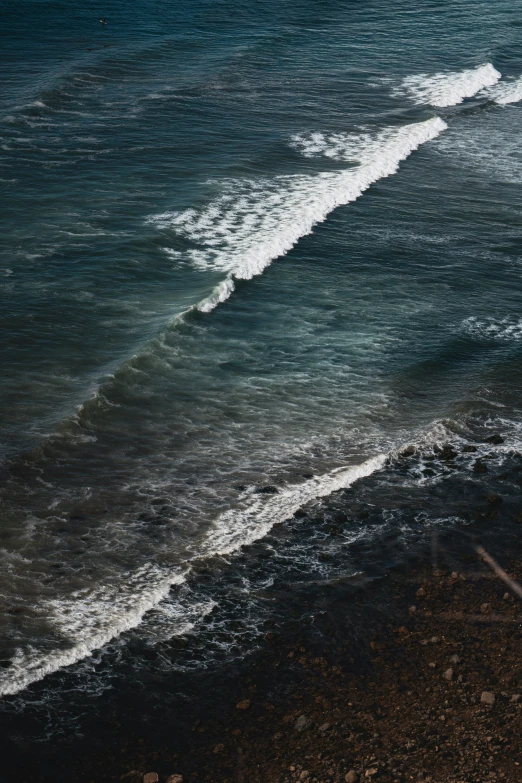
[486,76,522,105]
[395,63,500,107]
[149,117,446,311]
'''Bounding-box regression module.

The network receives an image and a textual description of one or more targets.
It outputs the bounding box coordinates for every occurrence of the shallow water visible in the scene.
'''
[2,0,522,721]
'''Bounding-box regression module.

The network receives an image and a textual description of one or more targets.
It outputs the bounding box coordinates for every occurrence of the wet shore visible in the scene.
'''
[6,497,522,783]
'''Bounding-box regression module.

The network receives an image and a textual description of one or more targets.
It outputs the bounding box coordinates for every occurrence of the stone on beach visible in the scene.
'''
[345,771,358,783]
[294,714,311,731]
[236,699,251,710]
[143,774,159,783]
[166,776,183,783]
[481,691,495,705]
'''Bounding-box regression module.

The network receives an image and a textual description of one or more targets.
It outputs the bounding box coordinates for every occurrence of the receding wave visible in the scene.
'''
[394,63,500,107]
[149,117,447,311]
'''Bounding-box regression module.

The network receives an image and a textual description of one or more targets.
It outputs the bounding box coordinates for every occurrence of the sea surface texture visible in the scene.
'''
[2,0,522,723]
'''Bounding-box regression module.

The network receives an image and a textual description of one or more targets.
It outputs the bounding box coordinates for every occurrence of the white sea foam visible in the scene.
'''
[395,63,500,107]
[201,455,387,556]
[149,118,446,312]
[485,76,522,105]
[463,316,522,341]
[0,565,190,697]
[197,276,236,313]
[0,454,387,697]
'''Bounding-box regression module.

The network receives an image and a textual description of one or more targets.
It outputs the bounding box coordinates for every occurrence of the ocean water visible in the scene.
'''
[2,0,522,727]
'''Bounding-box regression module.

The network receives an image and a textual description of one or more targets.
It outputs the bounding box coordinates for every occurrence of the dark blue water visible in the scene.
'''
[2,0,522,716]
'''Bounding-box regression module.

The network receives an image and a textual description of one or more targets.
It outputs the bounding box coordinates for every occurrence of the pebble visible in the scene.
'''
[345,772,358,783]
[236,699,251,710]
[166,776,183,783]
[511,694,521,703]
[443,667,453,681]
[449,655,460,664]
[365,769,378,778]
[299,771,310,780]
[481,691,495,706]
[143,774,159,783]
[295,714,311,732]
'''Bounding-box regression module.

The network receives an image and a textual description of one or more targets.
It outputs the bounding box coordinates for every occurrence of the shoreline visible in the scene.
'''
[6,513,522,782]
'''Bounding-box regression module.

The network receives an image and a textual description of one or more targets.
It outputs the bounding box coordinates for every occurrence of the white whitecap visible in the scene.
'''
[485,76,522,105]
[395,63,500,107]
[150,117,447,289]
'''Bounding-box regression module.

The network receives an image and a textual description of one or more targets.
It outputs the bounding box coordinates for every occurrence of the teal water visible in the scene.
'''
[2,0,522,704]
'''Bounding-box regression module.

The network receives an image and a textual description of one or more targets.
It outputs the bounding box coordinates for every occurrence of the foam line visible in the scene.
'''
[0,566,189,698]
[0,455,387,697]
[201,455,387,556]
[149,118,447,311]
[396,63,500,107]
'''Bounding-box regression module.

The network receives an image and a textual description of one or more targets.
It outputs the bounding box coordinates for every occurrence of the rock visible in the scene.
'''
[143,774,159,783]
[408,605,417,614]
[236,699,250,710]
[440,445,458,461]
[318,722,330,733]
[365,769,378,778]
[299,771,310,781]
[481,691,495,705]
[213,743,224,754]
[166,777,183,783]
[449,655,460,664]
[294,714,311,732]
[473,460,488,474]
[486,434,504,445]
[345,772,358,783]
[511,694,521,703]
[416,587,426,597]
[481,603,491,613]
[503,592,511,601]
[256,485,279,494]
[443,667,453,681]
